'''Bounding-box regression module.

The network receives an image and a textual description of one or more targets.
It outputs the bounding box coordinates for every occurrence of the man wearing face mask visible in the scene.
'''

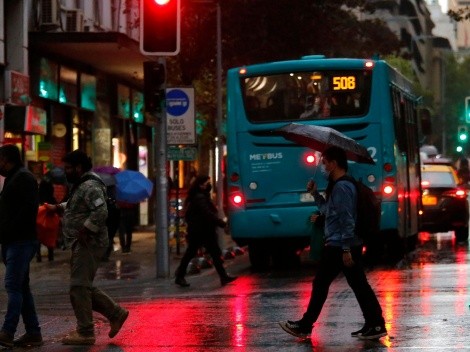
[46,150,128,345]
[175,175,237,287]
[279,146,386,340]
[0,144,42,348]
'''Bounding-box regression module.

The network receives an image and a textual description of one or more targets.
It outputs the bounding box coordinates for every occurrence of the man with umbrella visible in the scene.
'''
[279,146,386,340]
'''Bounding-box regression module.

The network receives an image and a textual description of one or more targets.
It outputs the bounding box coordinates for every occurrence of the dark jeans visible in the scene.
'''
[176,233,228,279]
[302,246,385,327]
[1,240,41,336]
[70,243,122,336]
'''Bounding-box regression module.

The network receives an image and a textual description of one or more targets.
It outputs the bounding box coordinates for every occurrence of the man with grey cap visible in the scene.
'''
[47,150,128,345]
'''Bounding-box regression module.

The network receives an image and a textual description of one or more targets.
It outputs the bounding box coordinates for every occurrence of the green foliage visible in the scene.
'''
[170,0,406,168]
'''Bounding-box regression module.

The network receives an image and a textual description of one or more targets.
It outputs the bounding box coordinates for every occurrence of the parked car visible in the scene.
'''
[420,164,469,242]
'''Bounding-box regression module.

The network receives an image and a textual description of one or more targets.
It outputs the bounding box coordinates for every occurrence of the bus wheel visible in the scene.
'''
[248,242,271,272]
[455,227,469,243]
[272,245,301,269]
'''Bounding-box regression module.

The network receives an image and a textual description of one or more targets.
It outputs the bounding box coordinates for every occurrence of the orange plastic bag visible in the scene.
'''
[36,204,60,248]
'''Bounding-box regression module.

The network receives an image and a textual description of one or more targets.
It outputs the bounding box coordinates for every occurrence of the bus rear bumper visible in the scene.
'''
[229,206,319,243]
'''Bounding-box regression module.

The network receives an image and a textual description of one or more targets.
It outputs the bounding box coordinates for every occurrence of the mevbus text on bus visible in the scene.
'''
[226,56,422,269]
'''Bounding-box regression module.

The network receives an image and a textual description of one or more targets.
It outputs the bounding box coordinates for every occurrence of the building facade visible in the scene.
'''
[1,0,155,224]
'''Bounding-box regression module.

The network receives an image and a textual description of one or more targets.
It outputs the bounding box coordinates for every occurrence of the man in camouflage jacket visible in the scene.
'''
[49,150,129,346]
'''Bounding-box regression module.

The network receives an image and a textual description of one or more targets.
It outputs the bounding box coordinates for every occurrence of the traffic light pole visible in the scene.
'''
[151,58,170,279]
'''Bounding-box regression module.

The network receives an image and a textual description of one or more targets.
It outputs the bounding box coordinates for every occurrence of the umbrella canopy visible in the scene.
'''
[115,170,153,203]
[275,123,374,164]
[93,166,121,175]
[95,172,116,187]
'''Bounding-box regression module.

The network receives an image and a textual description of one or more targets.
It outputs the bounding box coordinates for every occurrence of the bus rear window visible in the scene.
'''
[241,70,372,123]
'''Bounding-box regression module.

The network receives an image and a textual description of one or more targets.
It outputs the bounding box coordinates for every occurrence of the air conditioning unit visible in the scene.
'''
[40,0,59,26]
[65,9,84,32]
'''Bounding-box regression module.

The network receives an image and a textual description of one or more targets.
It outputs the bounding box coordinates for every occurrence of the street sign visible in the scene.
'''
[166,87,196,145]
[167,146,197,161]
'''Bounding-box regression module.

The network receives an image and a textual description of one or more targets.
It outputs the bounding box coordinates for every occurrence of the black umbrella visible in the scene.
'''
[275,123,375,164]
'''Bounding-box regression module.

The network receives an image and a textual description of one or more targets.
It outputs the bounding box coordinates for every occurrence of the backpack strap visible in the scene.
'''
[68,173,106,203]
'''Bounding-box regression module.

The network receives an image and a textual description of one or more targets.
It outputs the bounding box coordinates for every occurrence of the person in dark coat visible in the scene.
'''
[174,175,237,287]
[0,144,42,347]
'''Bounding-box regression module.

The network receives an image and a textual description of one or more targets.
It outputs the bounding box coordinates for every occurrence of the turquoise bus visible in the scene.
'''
[225,56,422,269]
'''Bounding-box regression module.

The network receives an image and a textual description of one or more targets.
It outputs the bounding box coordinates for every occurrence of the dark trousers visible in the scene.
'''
[70,243,122,336]
[176,233,227,279]
[119,208,134,251]
[302,246,385,327]
[104,208,121,259]
[1,240,41,336]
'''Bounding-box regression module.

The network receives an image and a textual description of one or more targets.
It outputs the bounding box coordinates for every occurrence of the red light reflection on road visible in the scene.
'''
[227,277,253,348]
[454,245,468,315]
[380,269,401,345]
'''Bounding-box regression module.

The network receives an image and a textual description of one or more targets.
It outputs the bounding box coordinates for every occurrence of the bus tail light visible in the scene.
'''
[383,163,393,172]
[230,173,240,182]
[383,185,394,195]
[230,192,245,207]
[228,185,245,207]
[303,151,321,166]
[305,153,316,165]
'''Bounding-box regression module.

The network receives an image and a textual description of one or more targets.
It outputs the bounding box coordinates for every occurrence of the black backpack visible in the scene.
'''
[70,174,117,213]
[337,175,381,245]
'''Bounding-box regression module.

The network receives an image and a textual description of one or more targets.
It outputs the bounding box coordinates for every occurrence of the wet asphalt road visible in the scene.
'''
[1,230,470,351]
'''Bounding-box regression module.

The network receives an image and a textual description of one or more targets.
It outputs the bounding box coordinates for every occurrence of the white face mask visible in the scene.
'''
[320,164,330,179]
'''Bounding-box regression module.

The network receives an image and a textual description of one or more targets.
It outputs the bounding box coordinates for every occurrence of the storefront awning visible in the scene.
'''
[29,32,154,87]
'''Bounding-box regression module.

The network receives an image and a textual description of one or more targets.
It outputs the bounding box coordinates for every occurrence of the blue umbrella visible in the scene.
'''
[44,166,67,184]
[115,170,153,203]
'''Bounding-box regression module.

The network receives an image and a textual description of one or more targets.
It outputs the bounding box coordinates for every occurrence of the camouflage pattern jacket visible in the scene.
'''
[59,171,108,249]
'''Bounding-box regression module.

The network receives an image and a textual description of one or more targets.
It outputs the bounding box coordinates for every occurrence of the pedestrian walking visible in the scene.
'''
[0,144,43,348]
[102,185,120,261]
[46,150,128,345]
[175,175,237,287]
[117,201,135,253]
[279,146,387,340]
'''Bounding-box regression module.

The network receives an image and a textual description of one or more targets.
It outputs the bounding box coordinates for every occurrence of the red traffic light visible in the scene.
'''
[140,0,180,56]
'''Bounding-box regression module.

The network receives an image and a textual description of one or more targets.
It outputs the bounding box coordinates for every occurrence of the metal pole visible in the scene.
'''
[215,2,224,216]
[155,57,169,278]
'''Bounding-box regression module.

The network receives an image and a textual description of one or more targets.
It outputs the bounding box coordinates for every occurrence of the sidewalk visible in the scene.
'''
[0,227,246,351]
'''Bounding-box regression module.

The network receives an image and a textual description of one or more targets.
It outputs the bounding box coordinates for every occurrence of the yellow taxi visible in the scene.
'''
[421,164,469,242]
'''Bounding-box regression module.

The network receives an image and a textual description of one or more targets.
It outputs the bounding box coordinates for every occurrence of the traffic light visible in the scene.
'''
[140,0,181,56]
[466,97,470,123]
[458,125,468,143]
[144,61,165,112]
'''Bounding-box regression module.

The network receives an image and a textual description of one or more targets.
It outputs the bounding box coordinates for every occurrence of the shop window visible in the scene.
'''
[59,66,78,106]
[132,90,144,123]
[81,73,96,111]
[38,58,59,100]
[117,84,130,119]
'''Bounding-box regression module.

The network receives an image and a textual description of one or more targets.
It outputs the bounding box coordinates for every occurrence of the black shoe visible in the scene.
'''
[14,333,43,347]
[358,325,387,340]
[0,330,14,348]
[221,275,237,286]
[279,320,312,339]
[351,324,369,337]
[175,277,190,287]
